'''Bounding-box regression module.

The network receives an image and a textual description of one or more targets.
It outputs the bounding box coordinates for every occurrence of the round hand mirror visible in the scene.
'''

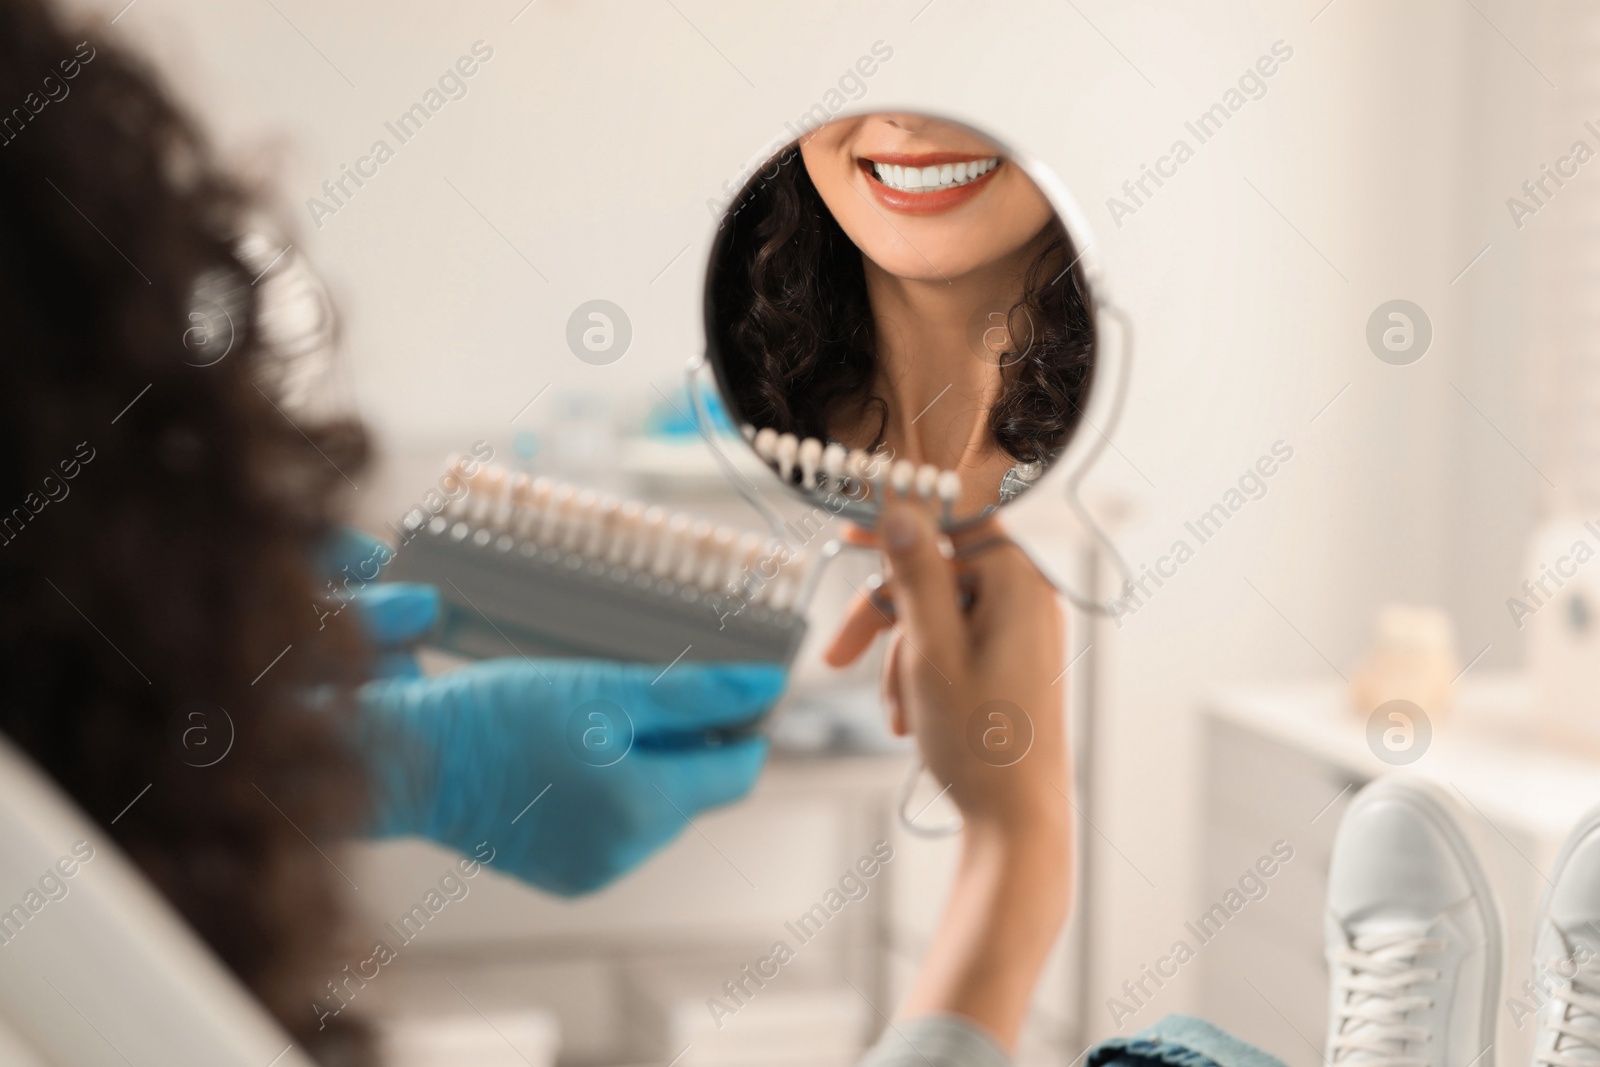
[699,110,1118,531]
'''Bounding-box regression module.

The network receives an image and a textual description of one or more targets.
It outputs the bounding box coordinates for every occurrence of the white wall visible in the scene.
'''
[71,0,1550,1054]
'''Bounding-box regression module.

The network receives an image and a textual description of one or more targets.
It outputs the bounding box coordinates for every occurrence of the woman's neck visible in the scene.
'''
[849,238,1042,474]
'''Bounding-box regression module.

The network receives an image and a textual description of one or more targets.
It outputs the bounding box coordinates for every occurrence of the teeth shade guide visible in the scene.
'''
[742,424,963,518]
[390,460,807,665]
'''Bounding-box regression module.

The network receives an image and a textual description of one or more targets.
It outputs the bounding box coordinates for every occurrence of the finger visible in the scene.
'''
[350,583,440,647]
[881,633,908,737]
[372,651,424,681]
[963,535,1055,616]
[823,591,894,668]
[948,514,1005,554]
[544,660,788,734]
[963,536,1064,651]
[840,522,879,547]
[317,526,394,582]
[640,735,770,815]
[877,501,964,672]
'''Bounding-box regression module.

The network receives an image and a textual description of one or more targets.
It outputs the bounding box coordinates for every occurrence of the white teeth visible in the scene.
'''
[871,156,999,193]
[915,464,939,500]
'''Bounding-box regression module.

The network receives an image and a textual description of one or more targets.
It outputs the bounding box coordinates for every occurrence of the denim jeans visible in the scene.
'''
[856,1014,1289,1067]
[1088,1015,1290,1067]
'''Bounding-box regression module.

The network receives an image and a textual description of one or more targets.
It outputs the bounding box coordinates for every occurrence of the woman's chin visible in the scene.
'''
[861,246,986,284]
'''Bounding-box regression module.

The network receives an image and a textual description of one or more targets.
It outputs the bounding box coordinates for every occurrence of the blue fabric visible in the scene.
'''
[856,1015,1011,1067]
[322,527,789,896]
[1088,1015,1290,1067]
[850,1008,1288,1067]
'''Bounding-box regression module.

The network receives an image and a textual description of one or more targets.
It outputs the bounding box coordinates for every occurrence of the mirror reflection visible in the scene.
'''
[707,111,1097,524]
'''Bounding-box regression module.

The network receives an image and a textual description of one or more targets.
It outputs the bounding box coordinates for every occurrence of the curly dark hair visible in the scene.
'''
[0,1,374,1063]
[709,143,1097,467]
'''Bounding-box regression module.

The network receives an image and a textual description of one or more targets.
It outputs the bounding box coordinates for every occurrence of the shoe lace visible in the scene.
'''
[1536,956,1600,1067]
[1328,928,1446,1067]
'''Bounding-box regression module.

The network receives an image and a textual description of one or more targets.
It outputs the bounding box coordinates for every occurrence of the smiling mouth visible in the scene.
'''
[867,156,1001,192]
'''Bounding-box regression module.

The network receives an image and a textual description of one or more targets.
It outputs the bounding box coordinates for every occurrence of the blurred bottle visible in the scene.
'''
[1527,519,1600,755]
[1350,604,1460,723]
[548,389,617,479]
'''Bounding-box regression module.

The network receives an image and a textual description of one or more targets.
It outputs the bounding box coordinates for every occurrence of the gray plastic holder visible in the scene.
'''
[387,513,807,665]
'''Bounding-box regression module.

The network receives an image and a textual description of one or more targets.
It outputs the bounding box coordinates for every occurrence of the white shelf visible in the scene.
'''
[1205,672,1600,840]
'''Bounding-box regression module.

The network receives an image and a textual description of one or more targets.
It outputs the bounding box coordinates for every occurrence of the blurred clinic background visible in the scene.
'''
[55,0,1600,1064]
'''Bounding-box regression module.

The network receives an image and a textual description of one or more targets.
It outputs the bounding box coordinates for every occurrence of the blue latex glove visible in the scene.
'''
[358,658,784,895]
[318,527,439,679]
[320,527,788,895]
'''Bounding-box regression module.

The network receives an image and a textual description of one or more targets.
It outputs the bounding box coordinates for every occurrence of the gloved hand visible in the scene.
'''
[319,527,788,895]
[358,658,784,895]
[318,526,438,679]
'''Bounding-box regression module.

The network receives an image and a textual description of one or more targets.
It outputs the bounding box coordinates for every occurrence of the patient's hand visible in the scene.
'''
[829,503,1068,837]
[833,500,1073,1051]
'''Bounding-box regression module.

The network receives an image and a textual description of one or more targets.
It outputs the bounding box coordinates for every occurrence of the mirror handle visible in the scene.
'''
[894,754,963,839]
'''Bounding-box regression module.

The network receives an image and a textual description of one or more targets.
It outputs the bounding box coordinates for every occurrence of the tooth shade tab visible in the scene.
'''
[846,449,872,490]
[871,156,1000,193]
[775,433,799,482]
[890,459,915,496]
[753,428,779,462]
[822,442,847,481]
[798,437,823,490]
[742,425,965,518]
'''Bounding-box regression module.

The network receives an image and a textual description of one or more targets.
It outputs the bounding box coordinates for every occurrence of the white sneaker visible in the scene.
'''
[1531,804,1600,1067]
[1324,777,1501,1067]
